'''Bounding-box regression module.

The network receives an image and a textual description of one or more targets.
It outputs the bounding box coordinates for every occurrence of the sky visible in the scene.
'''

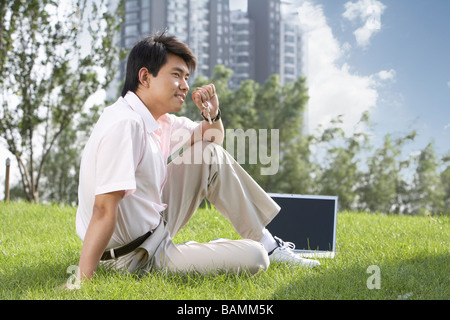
[232,0,450,157]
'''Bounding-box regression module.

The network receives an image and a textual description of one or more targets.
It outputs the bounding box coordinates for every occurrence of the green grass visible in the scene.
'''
[0,201,448,300]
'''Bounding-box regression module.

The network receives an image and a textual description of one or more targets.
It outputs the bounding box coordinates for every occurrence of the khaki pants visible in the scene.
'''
[102,142,280,275]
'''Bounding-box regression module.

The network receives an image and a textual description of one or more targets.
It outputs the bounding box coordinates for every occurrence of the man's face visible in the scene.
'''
[144,53,190,118]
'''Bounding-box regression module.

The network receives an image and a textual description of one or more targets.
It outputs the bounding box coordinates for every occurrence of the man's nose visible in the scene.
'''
[180,78,189,92]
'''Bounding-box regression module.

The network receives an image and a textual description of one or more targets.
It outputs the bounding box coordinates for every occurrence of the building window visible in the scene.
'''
[142,22,150,33]
[141,8,150,21]
[125,24,138,35]
[125,0,138,10]
[125,36,138,48]
[126,12,139,21]
[284,67,295,75]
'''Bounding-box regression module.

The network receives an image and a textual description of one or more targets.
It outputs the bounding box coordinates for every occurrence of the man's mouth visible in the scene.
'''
[175,93,186,102]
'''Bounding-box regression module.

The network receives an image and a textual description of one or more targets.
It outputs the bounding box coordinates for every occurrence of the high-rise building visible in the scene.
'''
[247,0,281,85]
[246,0,304,86]
[119,0,231,81]
[229,9,255,89]
[110,0,304,96]
[279,5,304,86]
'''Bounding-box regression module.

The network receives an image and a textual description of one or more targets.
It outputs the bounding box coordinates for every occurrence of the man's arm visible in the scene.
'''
[77,190,123,281]
[191,84,224,145]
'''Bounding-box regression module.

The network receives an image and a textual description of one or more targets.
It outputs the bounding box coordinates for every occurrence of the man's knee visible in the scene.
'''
[187,141,234,165]
[206,142,237,166]
[239,239,270,274]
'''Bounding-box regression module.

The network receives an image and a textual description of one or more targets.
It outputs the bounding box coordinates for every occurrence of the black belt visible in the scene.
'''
[101,230,153,261]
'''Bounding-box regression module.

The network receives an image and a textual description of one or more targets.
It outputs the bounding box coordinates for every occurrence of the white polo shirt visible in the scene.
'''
[76,92,200,249]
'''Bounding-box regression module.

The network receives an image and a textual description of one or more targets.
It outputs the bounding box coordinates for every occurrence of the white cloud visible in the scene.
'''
[376,69,396,81]
[342,0,386,48]
[298,1,388,136]
[447,81,450,88]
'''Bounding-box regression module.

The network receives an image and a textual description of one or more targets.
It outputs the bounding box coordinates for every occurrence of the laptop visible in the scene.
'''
[267,193,338,258]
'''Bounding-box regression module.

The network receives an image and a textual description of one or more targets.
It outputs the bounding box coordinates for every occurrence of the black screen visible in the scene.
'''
[267,195,337,252]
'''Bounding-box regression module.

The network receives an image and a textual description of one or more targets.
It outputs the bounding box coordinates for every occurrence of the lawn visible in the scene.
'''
[0,201,448,300]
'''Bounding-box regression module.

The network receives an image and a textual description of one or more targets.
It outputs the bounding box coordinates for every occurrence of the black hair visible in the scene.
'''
[121,31,197,97]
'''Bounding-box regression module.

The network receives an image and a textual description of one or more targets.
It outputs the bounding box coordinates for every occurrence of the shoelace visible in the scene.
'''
[274,236,296,250]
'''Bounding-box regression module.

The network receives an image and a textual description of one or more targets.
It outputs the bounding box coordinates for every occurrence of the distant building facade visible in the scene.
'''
[110,0,304,93]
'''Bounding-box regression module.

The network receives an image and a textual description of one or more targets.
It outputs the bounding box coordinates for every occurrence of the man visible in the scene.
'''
[75,32,319,282]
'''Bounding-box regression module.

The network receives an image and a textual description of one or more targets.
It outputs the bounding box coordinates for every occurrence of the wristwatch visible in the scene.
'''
[201,108,221,123]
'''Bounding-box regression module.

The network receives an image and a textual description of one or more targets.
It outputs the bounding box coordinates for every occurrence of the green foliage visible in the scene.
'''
[440,154,450,211]
[359,132,416,214]
[313,113,370,210]
[409,142,446,215]
[0,0,124,202]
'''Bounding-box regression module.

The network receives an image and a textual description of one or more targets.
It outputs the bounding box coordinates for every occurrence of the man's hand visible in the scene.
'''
[192,83,219,121]
[191,84,224,145]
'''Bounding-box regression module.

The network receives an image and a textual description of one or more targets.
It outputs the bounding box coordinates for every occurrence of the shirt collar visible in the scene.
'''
[122,91,159,134]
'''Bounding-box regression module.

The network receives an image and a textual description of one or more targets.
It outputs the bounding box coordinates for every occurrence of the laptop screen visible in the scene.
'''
[267,193,338,258]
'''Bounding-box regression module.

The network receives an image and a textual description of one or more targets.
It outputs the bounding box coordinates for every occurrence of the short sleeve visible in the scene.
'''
[94,119,145,196]
[168,115,201,155]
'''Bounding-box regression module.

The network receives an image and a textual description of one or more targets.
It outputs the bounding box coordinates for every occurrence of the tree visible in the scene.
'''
[0,0,124,202]
[40,103,105,204]
[410,142,445,215]
[314,112,370,211]
[440,153,450,214]
[267,75,311,194]
[0,0,21,76]
[218,74,311,193]
[238,74,282,190]
[358,132,416,214]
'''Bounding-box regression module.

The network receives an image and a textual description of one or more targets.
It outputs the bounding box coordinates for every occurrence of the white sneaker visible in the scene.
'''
[269,237,321,268]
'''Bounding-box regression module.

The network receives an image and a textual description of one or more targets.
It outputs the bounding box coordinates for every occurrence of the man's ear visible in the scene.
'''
[138,67,150,88]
